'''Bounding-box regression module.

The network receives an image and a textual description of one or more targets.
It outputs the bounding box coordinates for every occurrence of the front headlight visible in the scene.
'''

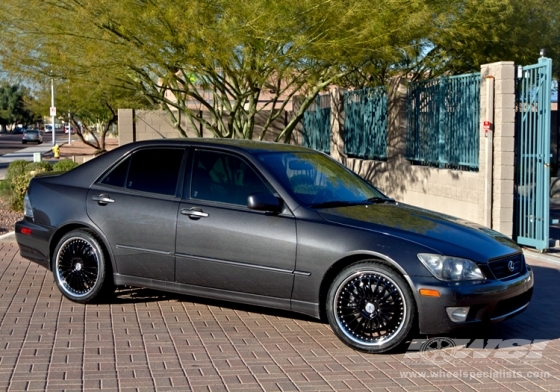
[417,254,485,281]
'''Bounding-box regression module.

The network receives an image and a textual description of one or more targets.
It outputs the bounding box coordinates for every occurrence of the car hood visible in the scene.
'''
[317,202,520,262]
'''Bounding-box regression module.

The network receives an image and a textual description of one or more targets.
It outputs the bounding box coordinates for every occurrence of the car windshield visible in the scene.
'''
[257,151,388,207]
[25,130,38,134]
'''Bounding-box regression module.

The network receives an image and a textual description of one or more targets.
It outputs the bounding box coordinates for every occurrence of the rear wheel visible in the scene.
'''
[326,261,416,353]
[52,230,113,303]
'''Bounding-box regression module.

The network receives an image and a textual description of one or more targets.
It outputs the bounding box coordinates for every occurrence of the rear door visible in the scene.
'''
[87,147,186,281]
[175,149,297,299]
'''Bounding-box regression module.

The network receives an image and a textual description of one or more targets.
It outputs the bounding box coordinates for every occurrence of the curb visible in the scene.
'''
[522,248,560,266]
[0,231,15,241]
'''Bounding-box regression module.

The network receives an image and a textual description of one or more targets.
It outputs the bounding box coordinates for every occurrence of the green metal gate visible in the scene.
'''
[406,73,481,170]
[514,57,552,251]
[343,87,388,160]
[302,94,331,154]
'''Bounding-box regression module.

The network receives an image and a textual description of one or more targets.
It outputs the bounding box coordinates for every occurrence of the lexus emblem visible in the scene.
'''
[507,260,515,272]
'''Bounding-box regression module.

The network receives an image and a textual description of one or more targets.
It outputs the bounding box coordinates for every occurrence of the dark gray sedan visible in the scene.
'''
[15,139,533,353]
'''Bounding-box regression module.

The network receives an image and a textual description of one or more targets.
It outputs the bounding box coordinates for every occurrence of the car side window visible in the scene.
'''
[190,150,271,205]
[126,148,184,196]
[100,148,184,196]
[100,156,131,188]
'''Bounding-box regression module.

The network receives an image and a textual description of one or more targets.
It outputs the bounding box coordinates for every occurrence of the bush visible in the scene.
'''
[2,160,53,212]
[1,159,81,212]
[52,159,79,172]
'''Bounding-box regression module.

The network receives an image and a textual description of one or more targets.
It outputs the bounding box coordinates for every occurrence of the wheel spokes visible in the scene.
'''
[336,272,405,345]
[57,238,99,297]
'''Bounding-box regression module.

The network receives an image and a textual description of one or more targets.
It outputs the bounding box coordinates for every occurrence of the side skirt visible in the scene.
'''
[113,274,320,319]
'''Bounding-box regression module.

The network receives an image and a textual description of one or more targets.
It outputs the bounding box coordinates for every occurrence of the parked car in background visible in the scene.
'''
[64,125,75,134]
[15,139,534,353]
[22,129,43,144]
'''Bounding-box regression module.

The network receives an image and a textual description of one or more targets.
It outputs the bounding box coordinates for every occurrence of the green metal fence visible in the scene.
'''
[514,57,552,251]
[343,87,388,160]
[406,73,481,170]
[302,94,331,154]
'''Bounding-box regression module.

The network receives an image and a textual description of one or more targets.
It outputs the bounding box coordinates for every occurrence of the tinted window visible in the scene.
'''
[190,150,271,205]
[125,148,184,196]
[100,156,130,188]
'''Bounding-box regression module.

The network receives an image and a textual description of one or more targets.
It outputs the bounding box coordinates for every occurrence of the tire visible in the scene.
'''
[326,261,416,353]
[52,230,113,303]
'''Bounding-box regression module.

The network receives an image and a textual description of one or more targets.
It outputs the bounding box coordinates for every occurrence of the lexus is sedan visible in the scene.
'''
[15,139,533,353]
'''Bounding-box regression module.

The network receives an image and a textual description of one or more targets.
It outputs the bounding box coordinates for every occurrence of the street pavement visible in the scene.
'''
[0,232,559,391]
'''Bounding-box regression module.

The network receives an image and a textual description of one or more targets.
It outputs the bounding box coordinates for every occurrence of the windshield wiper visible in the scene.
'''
[310,200,365,209]
[366,197,396,204]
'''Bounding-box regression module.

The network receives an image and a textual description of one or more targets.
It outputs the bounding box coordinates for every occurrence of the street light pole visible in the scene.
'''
[68,109,71,145]
[51,77,56,146]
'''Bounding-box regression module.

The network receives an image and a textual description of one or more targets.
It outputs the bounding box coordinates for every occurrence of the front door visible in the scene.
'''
[175,149,297,299]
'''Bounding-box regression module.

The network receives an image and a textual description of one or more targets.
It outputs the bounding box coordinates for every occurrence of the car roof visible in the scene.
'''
[126,138,313,154]
[44,138,318,189]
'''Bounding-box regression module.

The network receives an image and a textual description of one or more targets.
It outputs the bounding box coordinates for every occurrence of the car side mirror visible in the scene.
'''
[247,193,283,214]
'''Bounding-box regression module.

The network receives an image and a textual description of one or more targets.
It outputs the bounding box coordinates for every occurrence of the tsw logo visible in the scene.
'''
[403,338,550,364]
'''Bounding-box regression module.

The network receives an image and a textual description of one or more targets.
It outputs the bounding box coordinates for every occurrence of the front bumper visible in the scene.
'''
[411,266,534,335]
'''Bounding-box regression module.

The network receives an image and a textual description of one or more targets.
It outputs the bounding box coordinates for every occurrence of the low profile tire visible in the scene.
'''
[52,230,113,303]
[326,261,416,353]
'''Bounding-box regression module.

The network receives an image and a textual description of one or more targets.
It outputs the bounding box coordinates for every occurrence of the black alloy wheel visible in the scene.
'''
[327,262,416,353]
[53,230,112,303]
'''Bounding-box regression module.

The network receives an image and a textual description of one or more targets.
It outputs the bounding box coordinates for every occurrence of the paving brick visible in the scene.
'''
[0,243,559,391]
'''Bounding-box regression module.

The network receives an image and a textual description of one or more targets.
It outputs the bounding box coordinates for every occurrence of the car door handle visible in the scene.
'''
[181,208,209,219]
[92,194,115,205]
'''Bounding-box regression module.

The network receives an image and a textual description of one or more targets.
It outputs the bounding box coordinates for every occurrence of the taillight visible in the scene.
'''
[23,192,34,219]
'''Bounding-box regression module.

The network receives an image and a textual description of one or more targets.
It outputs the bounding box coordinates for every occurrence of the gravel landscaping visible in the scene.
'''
[0,196,22,235]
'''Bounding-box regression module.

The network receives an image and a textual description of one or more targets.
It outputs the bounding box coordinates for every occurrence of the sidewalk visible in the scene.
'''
[0,144,55,180]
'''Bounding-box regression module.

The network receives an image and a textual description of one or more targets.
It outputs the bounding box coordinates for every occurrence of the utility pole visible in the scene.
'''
[50,77,56,146]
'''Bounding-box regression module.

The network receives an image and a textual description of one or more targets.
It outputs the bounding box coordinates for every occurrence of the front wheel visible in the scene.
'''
[52,230,113,303]
[326,262,416,353]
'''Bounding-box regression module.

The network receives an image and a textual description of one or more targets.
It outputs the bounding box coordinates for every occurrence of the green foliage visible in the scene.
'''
[0,84,38,131]
[3,160,52,211]
[1,0,559,141]
[0,0,452,142]
[0,159,76,212]
[52,159,79,172]
[27,161,53,173]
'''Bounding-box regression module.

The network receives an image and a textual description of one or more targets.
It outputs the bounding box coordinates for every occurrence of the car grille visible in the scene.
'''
[488,253,525,280]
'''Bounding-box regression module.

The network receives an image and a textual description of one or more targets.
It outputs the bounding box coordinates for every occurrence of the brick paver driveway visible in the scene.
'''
[0,239,559,391]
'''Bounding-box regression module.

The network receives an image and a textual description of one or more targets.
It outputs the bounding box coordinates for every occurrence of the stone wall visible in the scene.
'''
[117,109,294,145]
